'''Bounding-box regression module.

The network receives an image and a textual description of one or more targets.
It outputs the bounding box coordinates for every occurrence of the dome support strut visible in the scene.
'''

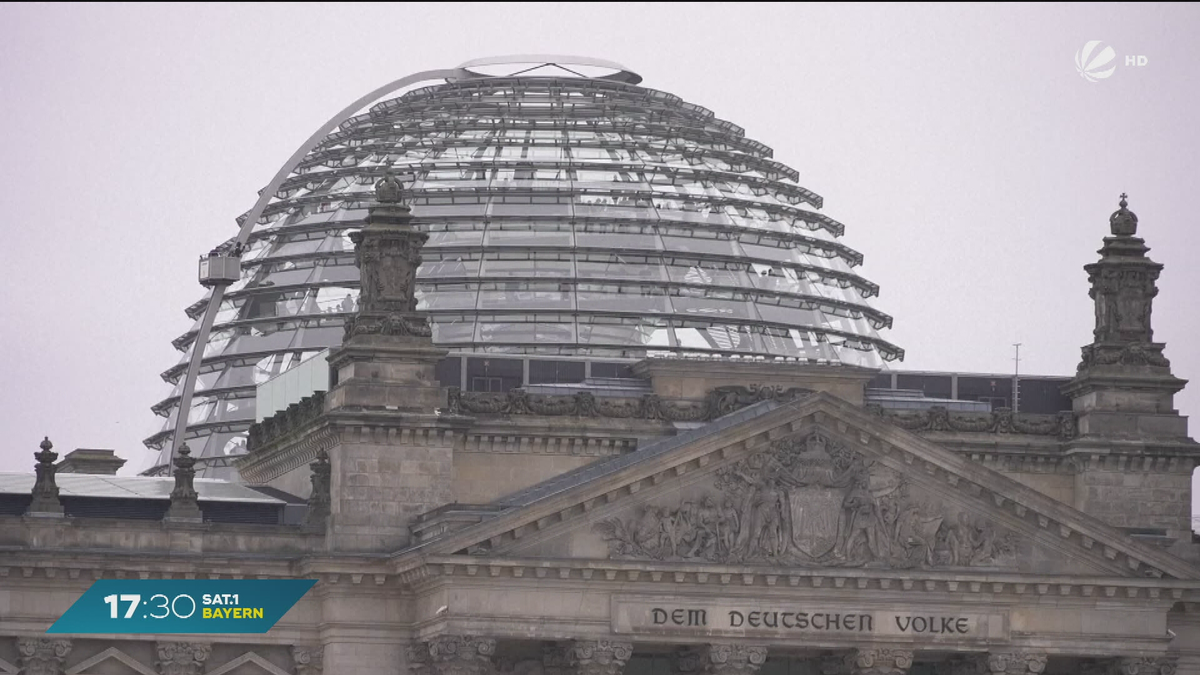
[167,68,466,470]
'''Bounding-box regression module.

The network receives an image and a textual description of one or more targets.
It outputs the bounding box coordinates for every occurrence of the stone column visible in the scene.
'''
[291,645,324,675]
[27,437,64,516]
[821,649,914,675]
[567,640,633,675]
[426,636,497,675]
[17,638,71,675]
[677,645,767,675]
[155,643,211,675]
[985,652,1047,675]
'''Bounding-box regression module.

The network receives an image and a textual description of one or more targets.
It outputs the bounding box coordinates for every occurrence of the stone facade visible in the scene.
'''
[4,195,1200,674]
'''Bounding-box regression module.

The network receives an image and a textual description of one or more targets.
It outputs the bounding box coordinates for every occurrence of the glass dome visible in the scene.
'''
[145,72,903,475]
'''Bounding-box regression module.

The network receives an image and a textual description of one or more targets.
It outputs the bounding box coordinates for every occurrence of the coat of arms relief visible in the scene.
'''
[594,432,1018,569]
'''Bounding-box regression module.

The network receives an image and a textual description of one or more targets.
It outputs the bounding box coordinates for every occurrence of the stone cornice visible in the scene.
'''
[392,393,1200,581]
[866,405,1077,440]
[407,554,1199,604]
[237,424,339,484]
[446,384,811,423]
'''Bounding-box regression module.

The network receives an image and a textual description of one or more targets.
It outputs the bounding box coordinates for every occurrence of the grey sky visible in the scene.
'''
[2,4,1198,490]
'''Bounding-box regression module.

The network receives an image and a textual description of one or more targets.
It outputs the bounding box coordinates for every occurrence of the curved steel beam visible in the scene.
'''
[167,68,466,471]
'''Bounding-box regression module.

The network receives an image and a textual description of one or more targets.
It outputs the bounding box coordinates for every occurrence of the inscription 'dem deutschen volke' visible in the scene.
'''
[651,607,969,635]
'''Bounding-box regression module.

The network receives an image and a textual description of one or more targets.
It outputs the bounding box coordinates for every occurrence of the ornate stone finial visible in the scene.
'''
[28,436,65,516]
[165,444,203,522]
[342,170,432,342]
[375,169,406,204]
[304,451,332,529]
[1109,192,1139,236]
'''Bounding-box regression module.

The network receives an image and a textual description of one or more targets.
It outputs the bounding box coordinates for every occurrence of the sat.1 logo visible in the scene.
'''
[1075,40,1149,83]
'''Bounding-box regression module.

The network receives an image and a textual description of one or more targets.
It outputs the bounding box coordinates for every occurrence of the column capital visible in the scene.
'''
[18,638,72,675]
[822,649,914,675]
[426,636,497,675]
[676,645,767,675]
[568,640,633,675]
[155,642,211,675]
[1084,658,1179,675]
[290,645,324,675]
[987,652,1047,675]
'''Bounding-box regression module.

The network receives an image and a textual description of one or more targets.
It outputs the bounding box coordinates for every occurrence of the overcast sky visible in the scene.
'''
[2,4,1198,492]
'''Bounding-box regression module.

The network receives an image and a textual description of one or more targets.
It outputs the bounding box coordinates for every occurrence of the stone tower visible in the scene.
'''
[1063,194,1199,551]
[318,171,464,552]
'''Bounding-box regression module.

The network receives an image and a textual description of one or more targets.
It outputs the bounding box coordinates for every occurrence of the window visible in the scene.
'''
[470,376,504,392]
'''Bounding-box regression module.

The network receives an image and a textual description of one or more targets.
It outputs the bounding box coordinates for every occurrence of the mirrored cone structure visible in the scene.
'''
[145,60,900,476]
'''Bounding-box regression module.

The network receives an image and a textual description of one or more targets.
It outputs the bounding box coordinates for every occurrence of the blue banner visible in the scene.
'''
[47,579,316,634]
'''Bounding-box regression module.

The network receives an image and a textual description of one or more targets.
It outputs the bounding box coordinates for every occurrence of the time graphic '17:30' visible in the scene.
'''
[103,594,198,620]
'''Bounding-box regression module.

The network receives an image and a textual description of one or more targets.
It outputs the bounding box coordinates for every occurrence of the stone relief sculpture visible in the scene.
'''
[594,433,1016,569]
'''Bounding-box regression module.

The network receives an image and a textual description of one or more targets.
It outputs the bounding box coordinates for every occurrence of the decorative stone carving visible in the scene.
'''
[866,405,1077,440]
[304,450,331,529]
[1076,194,1167,362]
[822,649,914,675]
[375,170,406,203]
[405,642,433,675]
[1110,192,1138,236]
[595,432,1017,569]
[568,640,633,675]
[1078,342,1170,370]
[985,652,1046,675]
[155,642,211,675]
[17,638,72,675]
[28,436,64,515]
[446,384,810,422]
[426,636,496,675]
[164,444,203,522]
[1081,658,1179,675]
[341,193,432,342]
[676,645,767,675]
[247,391,326,452]
[291,645,324,675]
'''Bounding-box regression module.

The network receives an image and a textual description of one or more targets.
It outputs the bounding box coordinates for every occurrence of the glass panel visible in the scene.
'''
[478,282,573,310]
[484,224,573,248]
[417,283,477,310]
[660,236,739,256]
[480,257,572,277]
[577,284,672,313]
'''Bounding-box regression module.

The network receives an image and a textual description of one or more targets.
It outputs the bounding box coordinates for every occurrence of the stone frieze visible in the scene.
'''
[594,432,1017,569]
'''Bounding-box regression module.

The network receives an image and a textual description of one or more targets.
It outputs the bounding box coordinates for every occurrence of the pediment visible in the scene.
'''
[413,393,1200,581]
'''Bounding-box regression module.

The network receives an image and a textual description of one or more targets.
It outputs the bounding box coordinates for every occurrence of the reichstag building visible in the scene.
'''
[2,57,1198,675]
